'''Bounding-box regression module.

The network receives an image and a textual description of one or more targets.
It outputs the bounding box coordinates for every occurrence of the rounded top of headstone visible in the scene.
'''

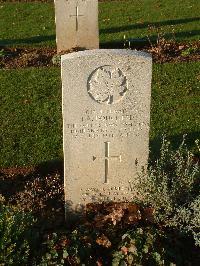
[61,49,152,63]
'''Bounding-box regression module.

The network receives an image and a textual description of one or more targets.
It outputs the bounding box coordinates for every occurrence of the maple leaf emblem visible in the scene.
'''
[88,65,128,104]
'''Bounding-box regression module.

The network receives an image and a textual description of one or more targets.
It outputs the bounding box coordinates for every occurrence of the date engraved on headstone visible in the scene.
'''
[88,65,128,105]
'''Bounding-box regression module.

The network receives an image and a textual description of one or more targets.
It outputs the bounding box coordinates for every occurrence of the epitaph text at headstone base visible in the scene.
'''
[54,0,99,53]
[62,50,152,215]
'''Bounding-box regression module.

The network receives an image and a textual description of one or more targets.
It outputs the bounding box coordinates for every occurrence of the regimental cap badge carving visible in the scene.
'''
[87,65,128,104]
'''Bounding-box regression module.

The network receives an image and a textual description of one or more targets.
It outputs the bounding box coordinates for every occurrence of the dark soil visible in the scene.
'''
[1,41,199,69]
[0,163,65,229]
[0,47,56,69]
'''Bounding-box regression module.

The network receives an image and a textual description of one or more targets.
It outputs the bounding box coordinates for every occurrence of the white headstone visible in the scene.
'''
[54,0,99,53]
[62,50,152,216]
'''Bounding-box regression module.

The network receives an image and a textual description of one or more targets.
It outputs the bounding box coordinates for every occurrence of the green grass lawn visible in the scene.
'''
[0,0,199,47]
[0,67,62,167]
[0,62,199,167]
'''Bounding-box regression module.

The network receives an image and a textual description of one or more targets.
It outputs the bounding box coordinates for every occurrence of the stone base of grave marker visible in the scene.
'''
[54,0,99,53]
[62,50,152,220]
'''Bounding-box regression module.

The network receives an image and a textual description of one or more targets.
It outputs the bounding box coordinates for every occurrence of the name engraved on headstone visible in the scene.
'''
[65,108,148,139]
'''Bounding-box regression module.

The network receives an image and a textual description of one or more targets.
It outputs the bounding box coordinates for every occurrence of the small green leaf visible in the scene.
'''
[46,253,51,260]
[119,260,127,266]
[63,249,68,259]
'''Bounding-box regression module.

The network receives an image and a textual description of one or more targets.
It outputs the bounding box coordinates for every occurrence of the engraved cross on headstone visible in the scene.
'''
[93,142,122,184]
[70,5,84,31]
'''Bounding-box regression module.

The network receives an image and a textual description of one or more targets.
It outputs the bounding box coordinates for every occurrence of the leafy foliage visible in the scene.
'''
[39,233,70,266]
[38,199,199,265]
[136,136,200,246]
[0,139,199,265]
[181,46,198,56]
[39,230,96,266]
[0,49,9,58]
[170,195,200,247]
[0,196,35,265]
[112,227,167,266]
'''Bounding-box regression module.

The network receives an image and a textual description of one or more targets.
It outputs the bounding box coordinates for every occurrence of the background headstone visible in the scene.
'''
[54,0,99,53]
[62,50,152,215]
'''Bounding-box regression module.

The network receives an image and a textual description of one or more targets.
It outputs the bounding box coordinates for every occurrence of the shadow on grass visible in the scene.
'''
[0,30,199,49]
[100,29,200,49]
[0,34,56,46]
[1,17,199,47]
[36,158,64,176]
[101,17,200,34]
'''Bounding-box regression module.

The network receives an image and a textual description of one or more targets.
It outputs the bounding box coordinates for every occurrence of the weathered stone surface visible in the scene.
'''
[62,49,152,215]
[54,0,99,53]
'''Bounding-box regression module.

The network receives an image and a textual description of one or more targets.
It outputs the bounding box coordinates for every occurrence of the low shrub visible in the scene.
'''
[0,196,35,265]
[136,136,200,247]
[0,137,199,265]
[39,224,198,265]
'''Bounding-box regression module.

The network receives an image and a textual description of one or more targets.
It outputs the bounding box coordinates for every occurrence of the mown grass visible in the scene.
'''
[0,62,199,167]
[151,61,200,156]
[0,67,62,167]
[100,0,200,45]
[0,0,199,47]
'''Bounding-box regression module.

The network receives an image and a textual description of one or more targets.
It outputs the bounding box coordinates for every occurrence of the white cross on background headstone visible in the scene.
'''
[93,142,122,184]
[70,5,84,31]
[54,0,99,52]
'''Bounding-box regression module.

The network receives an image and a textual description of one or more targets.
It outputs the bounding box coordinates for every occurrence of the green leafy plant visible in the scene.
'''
[39,229,95,265]
[170,195,200,247]
[39,233,67,266]
[181,46,198,56]
[112,227,172,266]
[135,136,200,246]
[0,49,12,58]
[0,49,7,57]
[0,197,35,265]
[52,54,61,66]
